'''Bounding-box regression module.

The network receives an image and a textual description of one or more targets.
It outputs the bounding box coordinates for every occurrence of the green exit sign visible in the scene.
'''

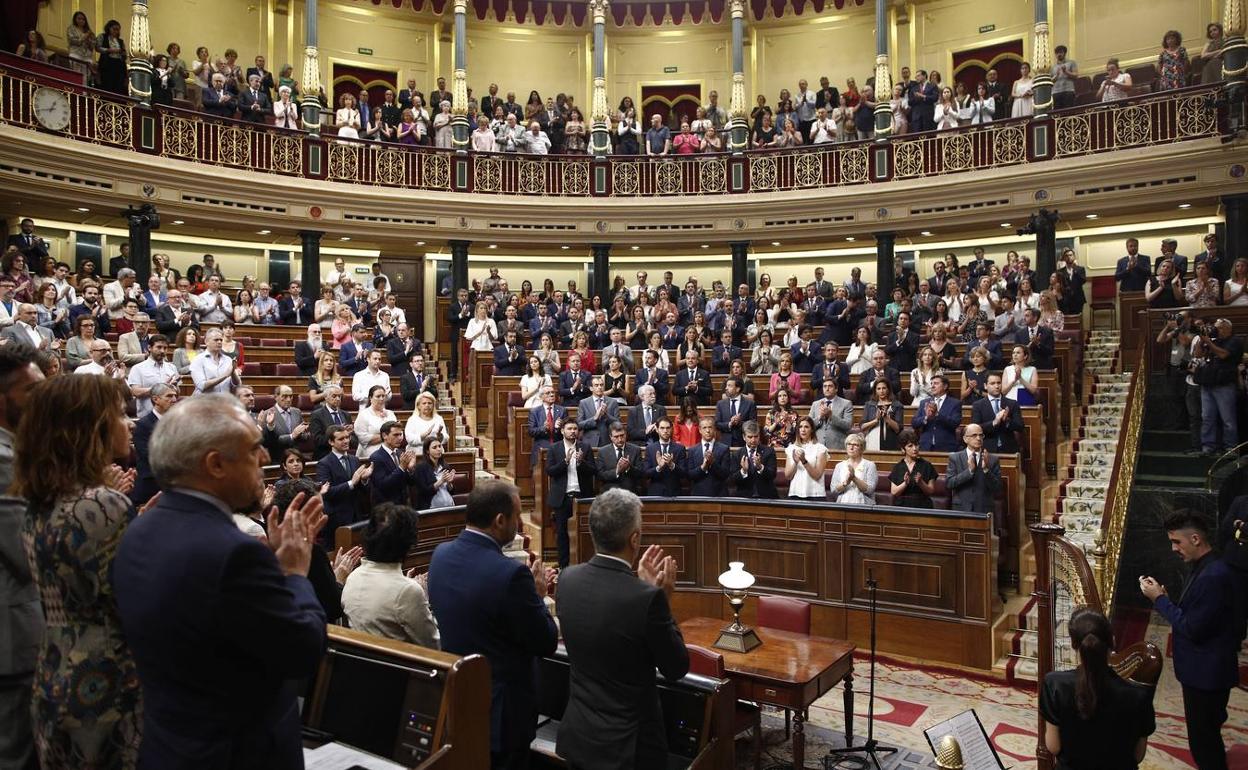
[358,47,373,55]
[978,24,995,33]
[663,66,678,74]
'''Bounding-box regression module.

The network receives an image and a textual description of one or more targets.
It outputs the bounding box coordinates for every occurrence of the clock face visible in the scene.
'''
[33,87,71,131]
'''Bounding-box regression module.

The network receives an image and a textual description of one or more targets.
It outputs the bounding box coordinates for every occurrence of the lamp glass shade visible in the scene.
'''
[718,561,755,591]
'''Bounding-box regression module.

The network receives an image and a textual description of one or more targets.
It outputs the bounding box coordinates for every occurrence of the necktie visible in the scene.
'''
[140,337,148,353]
[340,455,351,475]
[704,443,712,458]
[992,398,999,413]
[731,399,738,416]
[645,406,653,424]
[331,411,341,425]
[661,443,669,455]
[414,375,422,390]
[596,398,603,413]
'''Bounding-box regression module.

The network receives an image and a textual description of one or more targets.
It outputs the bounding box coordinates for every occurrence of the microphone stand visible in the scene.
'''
[824,570,896,770]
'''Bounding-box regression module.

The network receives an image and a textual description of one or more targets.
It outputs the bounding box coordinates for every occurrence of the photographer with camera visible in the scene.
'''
[1193,318,1243,457]
[1158,311,1200,443]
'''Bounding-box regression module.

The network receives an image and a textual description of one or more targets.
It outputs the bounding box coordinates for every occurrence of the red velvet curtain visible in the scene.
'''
[1,0,40,54]
[370,0,862,24]
[332,64,399,114]
[640,84,701,128]
[952,40,1024,97]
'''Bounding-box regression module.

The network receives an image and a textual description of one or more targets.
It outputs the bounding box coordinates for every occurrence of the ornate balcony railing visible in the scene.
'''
[0,60,1228,198]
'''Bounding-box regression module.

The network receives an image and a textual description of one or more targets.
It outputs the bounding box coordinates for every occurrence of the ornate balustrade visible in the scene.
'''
[0,60,1228,198]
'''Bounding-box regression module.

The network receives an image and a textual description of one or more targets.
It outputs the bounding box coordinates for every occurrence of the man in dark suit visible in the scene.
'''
[316,425,373,541]
[907,70,938,132]
[967,247,994,282]
[428,481,558,770]
[558,354,591,404]
[493,330,525,376]
[337,325,373,377]
[112,394,327,770]
[715,377,757,446]
[527,385,567,465]
[1012,308,1056,369]
[790,325,820,373]
[1058,249,1088,316]
[686,417,731,496]
[984,69,1006,120]
[710,329,741,374]
[926,258,951,298]
[245,55,275,100]
[855,349,902,403]
[307,385,355,459]
[370,421,419,506]
[576,376,619,448]
[797,284,826,324]
[1154,238,1189,280]
[386,323,423,376]
[971,374,1024,455]
[239,73,272,123]
[130,383,177,506]
[399,354,439,409]
[1115,238,1153,292]
[674,349,712,405]
[546,422,595,568]
[278,281,311,325]
[911,375,962,452]
[201,73,238,118]
[635,351,669,403]
[447,288,473,380]
[108,243,131,277]
[478,83,502,119]
[945,424,1002,513]
[556,489,689,770]
[1140,510,1242,770]
[627,385,666,445]
[810,342,851,396]
[735,421,778,498]
[1194,233,1229,282]
[811,267,834,300]
[6,218,48,260]
[882,311,920,373]
[644,418,686,496]
[596,422,645,494]
[260,385,306,458]
[962,323,1003,370]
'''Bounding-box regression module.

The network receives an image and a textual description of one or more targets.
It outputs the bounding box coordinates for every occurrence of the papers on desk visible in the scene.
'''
[922,709,1006,770]
[303,741,406,770]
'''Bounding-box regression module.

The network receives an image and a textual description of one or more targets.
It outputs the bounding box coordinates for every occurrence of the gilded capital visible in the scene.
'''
[589,0,609,25]
[729,0,746,20]
[453,0,468,14]
[1226,0,1245,38]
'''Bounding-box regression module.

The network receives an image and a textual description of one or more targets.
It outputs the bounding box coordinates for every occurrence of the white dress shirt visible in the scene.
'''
[127,358,179,416]
[190,351,235,394]
[196,290,233,323]
[350,367,392,405]
[564,441,581,494]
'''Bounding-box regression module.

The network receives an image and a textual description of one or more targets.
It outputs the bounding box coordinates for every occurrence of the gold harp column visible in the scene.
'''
[127,0,153,106]
[451,0,471,151]
[872,0,891,138]
[728,0,749,153]
[589,0,611,157]
[1223,0,1248,132]
[300,0,323,134]
[1031,0,1054,114]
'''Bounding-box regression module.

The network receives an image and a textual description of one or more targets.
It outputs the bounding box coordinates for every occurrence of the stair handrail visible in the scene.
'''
[1095,348,1146,612]
[1206,440,1248,491]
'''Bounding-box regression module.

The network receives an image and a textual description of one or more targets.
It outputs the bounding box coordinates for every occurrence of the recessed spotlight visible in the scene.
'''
[771,241,781,246]
[1179,203,1192,209]
[415,241,425,246]
[700,244,710,249]
[846,237,856,242]
[487,244,497,249]
[1000,223,1012,228]
[171,220,184,225]
[75,207,90,212]
[560,245,570,250]
[339,237,351,241]
[1084,214,1098,220]
[630,245,640,251]
[257,229,271,234]
[920,231,932,236]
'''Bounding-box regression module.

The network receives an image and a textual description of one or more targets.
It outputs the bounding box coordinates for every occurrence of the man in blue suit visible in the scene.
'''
[558,355,592,405]
[112,394,327,770]
[1141,510,1243,770]
[527,385,567,464]
[1114,238,1152,292]
[316,425,373,542]
[493,330,525,376]
[428,481,558,770]
[370,421,418,506]
[635,350,669,403]
[644,418,686,496]
[278,281,311,325]
[338,325,373,376]
[129,382,177,507]
[714,377,756,446]
[1011,309,1056,369]
[907,70,938,132]
[686,417,731,496]
[673,349,712,405]
[911,374,962,452]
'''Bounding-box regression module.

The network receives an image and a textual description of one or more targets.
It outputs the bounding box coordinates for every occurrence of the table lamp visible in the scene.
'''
[713,561,762,653]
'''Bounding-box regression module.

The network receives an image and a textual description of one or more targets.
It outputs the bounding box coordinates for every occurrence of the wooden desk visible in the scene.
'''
[679,616,855,769]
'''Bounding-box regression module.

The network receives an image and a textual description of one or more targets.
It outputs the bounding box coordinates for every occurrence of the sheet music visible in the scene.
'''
[303,741,406,770]
[922,709,1005,770]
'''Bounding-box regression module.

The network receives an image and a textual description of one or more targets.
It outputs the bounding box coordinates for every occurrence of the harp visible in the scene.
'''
[1028,523,1163,770]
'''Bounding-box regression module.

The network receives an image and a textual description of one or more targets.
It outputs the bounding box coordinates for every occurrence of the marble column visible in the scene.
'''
[451,0,471,151]
[1031,0,1054,115]
[730,241,750,294]
[300,0,323,134]
[1223,195,1248,272]
[874,232,896,301]
[591,244,611,304]
[872,0,892,137]
[125,204,157,287]
[300,231,323,298]
[727,0,749,153]
[127,0,153,107]
[589,0,611,157]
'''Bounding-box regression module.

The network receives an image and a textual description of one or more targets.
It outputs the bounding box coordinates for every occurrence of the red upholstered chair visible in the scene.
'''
[756,596,812,736]
[260,338,286,347]
[276,363,301,377]
[685,645,761,770]
[241,362,262,377]
[1089,276,1117,329]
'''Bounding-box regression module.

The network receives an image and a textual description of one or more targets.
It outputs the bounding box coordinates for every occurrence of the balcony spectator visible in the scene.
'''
[1156,30,1190,90]
[968,82,995,125]
[363,107,391,141]
[1222,258,1248,306]
[811,106,837,143]
[854,86,877,140]
[1011,62,1036,118]
[562,108,587,154]
[617,107,641,154]
[1115,238,1152,291]
[1098,58,1132,101]
[888,85,909,135]
[273,86,299,128]
[408,109,434,146]
[908,70,938,131]
[239,73,271,123]
[1146,259,1184,309]
[1195,233,1229,281]
[202,72,237,118]
[518,121,551,155]
[1196,23,1225,86]
[953,82,972,125]
[816,76,841,112]
[704,90,727,130]
[495,112,523,152]
[776,118,804,148]
[935,86,959,130]
[191,46,212,89]
[750,94,772,137]
[148,54,174,106]
[1052,46,1078,110]
[95,19,127,95]
[66,12,96,81]
[672,121,699,154]
[433,101,454,148]
[1185,260,1220,308]
[411,94,432,143]
[645,114,671,156]
[335,93,361,139]
[753,113,778,147]
[277,64,299,98]
[830,93,856,141]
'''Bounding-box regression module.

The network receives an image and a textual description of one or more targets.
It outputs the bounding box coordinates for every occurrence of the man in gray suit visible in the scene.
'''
[595,422,645,493]
[626,384,666,446]
[0,345,45,769]
[0,303,53,352]
[601,327,635,375]
[810,378,854,451]
[261,385,307,456]
[946,424,1002,513]
[117,313,154,365]
[576,376,620,448]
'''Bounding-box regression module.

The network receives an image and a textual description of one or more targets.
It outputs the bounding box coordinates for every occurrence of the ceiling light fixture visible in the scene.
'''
[560,245,570,250]
[257,229,271,235]
[1179,203,1192,209]
[1085,214,1098,220]
[1000,223,1011,228]
[771,241,781,246]
[631,245,640,251]
[487,244,497,249]
[415,241,425,246]
[700,244,710,249]
[172,220,184,225]
[75,207,90,212]
[920,231,932,236]
[846,237,856,242]
[339,237,351,241]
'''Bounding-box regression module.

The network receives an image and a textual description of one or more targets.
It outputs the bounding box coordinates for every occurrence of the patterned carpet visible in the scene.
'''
[737,616,1247,769]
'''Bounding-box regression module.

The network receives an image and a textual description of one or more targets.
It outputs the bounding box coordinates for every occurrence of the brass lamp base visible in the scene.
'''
[713,624,762,653]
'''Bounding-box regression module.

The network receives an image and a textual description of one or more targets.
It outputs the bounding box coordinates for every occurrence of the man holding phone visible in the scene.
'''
[74,340,127,379]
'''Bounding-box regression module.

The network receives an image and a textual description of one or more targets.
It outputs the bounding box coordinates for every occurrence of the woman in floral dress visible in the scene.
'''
[18,375,142,769]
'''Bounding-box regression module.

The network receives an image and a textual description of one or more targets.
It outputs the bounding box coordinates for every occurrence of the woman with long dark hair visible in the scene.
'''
[1040,607,1154,769]
[96,19,127,95]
